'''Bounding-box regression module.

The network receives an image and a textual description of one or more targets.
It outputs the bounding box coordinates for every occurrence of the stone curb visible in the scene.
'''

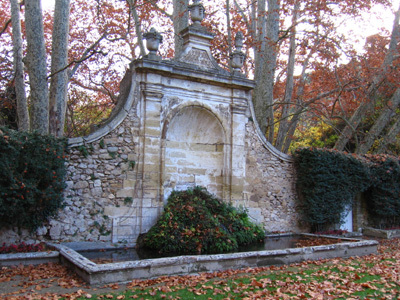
[363,227,400,239]
[0,251,59,267]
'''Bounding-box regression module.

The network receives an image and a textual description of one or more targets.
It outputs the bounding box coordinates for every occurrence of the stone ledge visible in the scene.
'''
[363,227,400,239]
[0,251,59,267]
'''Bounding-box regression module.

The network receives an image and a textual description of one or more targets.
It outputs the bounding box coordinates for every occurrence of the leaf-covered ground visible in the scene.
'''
[1,238,400,299]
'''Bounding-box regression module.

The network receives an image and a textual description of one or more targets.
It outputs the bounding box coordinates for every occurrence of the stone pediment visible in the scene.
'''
[176,24,223,71]
[179,47,215,69]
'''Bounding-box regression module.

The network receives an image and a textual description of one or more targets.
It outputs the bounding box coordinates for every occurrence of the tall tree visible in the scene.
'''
[173,0,189,57]
[49,0,70,137]
[24,0,49,134]
[4,0,154,136]
[252,0,279,140]
[231,0,396,154]
[2,0,399,153]
[127,0,146,57]
[375,115,400,153]
[356,88,400,154]
[274,0,300,151]
[335,3,400,153]
[9,0,29,131]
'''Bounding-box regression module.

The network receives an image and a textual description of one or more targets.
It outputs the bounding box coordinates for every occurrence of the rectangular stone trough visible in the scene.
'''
[51,235,378,285]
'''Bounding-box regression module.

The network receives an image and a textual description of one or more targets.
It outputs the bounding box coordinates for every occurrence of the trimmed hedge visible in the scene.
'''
[139,186,265,255]
[294,148,400,231]
[0,127,67,231]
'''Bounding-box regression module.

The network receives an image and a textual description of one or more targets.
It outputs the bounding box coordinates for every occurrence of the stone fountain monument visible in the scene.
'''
[0,0,302,245]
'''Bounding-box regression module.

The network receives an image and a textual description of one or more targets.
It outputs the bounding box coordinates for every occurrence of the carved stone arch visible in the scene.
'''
[161,104,229,202]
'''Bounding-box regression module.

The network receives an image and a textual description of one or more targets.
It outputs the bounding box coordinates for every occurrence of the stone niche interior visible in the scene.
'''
[163,106,226,200]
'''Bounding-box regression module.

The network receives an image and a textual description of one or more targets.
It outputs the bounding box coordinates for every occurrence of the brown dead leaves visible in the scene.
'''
[123,239,400,299]
[0,262,89,300]
[2,239,400,299]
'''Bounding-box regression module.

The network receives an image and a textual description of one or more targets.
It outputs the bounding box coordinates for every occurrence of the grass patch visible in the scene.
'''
[69,239,400,299]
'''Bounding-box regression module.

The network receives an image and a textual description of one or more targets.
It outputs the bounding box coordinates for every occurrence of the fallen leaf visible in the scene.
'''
[202,285,214,290]
[251,279,263,288]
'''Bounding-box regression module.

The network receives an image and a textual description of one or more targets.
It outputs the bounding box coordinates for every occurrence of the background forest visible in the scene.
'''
[0,0,399,155]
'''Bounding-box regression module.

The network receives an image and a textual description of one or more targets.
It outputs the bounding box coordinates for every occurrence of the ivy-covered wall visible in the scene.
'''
[294,148,400,231]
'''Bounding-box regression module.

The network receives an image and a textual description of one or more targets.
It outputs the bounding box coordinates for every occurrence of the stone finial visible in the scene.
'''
[188,0,205,26]
[143,28,163,58]
[230,32,246,72]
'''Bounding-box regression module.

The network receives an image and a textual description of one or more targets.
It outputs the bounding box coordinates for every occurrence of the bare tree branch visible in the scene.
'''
[46,32,108,80]
[0,19,11,37]
[70,78,118,103]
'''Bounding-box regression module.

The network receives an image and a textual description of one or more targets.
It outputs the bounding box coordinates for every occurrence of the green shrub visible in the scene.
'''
[293,148,371,232]
[139,186,265,255]
[0,127,67,231]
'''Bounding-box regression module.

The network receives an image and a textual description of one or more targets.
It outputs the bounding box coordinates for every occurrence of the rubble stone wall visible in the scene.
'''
[243,123,305,233]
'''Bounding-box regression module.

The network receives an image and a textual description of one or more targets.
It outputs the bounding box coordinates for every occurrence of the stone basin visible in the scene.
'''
[49,234,378,285]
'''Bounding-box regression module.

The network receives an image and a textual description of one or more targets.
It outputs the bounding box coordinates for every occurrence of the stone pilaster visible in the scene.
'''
[230,95,248,202]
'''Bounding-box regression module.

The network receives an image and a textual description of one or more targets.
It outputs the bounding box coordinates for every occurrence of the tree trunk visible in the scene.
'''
[226,0,232,71]
[25,0,49,134]
[374,114,400,154]
[253,0,279,140]
[49,0,70,137]
[356,88,400,154]
[334,5,400,151]
[173,0,189,57]
[282,107,300,153]
[253,0,266,81]
[275,1,299,151]
[128,0,146,57]
[281,42,319,153]
[10,0,29,131]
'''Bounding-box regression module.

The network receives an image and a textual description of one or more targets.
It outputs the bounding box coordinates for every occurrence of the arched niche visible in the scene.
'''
[162,106,227,201]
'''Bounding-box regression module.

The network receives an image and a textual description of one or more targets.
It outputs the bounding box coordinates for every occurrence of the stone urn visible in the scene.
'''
[189,0,205,25]
[230,32,246,72]
[143,28,163,57]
